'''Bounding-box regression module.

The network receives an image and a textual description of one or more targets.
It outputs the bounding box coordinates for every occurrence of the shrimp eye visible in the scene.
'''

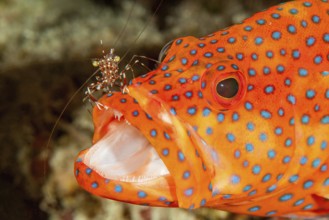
[158,40,173,62]
[216,78,239,98]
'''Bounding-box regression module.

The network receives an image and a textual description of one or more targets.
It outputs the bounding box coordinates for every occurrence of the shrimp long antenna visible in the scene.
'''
[44,69,100,176]
[113,0,137,48]
[45,0,142,162]
[121,0,164,61]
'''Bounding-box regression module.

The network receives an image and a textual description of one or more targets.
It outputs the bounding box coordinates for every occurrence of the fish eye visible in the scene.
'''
[158,40,173,62]
[216,78,239,98]
[201,64,246,111]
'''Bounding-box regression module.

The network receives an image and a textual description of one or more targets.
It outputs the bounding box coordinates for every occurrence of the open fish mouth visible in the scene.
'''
[83,109,170,183]
[75,85,214,209]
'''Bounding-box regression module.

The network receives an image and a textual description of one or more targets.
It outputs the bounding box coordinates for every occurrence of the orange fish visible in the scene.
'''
[75,0,329,217]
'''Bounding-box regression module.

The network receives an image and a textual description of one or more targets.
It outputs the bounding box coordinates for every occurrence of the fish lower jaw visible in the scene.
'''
[83,116,170,183]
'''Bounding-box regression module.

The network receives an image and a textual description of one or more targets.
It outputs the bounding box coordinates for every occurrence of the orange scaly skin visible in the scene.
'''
[75,0,329,217]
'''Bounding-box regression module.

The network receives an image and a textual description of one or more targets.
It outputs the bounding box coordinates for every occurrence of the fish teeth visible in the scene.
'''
[113,109,123,121]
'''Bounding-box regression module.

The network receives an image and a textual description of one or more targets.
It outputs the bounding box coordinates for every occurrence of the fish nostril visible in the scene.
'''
[158,40,174,63]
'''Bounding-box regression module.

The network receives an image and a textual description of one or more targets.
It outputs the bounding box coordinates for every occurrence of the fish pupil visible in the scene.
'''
[216,78,239,98]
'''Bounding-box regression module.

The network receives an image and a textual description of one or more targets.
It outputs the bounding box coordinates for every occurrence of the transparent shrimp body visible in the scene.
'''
[85,48,127,110]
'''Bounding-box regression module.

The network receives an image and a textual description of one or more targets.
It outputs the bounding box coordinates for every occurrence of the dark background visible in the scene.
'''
[0,0,291,219]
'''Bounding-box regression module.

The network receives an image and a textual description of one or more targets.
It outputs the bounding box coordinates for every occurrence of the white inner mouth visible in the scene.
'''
[83,119,169,182]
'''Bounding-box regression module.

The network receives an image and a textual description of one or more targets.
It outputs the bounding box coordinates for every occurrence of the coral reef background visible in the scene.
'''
[0,0,297,219]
